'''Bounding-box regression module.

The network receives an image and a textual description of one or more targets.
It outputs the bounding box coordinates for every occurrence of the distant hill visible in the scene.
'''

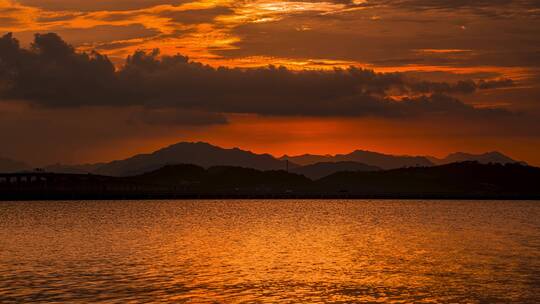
[133,164,206,184]
[2,162,539,199]
[0,157,28,173]
[291,161,380,180]
[283,150,433,170]
[429,151,524,165]
[280,154,334,166]
[124,161,540,198]
[129,164,312,193]
[44,163,104,174]
[129,161,540,198]
[318,161,540,197]
[91,142,291,176]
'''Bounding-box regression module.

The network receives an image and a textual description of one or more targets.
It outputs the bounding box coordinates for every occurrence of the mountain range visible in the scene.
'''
[0,142,526,179]
[48,142,288,176]
[281,150,433,169]
[427,151,526,165]
[280,150,524,169]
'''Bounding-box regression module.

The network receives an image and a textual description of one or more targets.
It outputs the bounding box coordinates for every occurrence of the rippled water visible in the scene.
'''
[1,200,539,303]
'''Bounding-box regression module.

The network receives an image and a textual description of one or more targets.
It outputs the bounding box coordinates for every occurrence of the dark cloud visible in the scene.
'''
[369,0,513,9]
[36,13,83,23]
[0,32,519,119]
[0,32,114,96]
[359,0,540,16]
[477,78,515,90]
[97,11,149,22]
[313,0,540,17]
[0,17,21,27]
[94,41,143,51]
[129,108,228,126]
[408,78,514,95]
[14,24,159,46]
[218,9,540,68]
[352,0,540,19]
[16,0,191,12]
[159,7,234,25]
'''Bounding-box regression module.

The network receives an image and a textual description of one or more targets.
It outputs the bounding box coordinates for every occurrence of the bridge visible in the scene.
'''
[0,172,109,185]
[0,172,171,200]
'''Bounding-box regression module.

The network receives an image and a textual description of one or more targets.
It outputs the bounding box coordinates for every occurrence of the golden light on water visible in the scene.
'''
[1,200,539,302]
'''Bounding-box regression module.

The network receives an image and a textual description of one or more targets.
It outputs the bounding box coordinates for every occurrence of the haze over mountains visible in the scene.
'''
[427,152,526,166]
[0,142,526,179]
[281,151,433,170]
[290,162,381,180]
[280,150,524,169]
[76,142,287,176]
[0,158,28,173]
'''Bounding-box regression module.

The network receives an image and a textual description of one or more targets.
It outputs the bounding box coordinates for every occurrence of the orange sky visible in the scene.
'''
[0,0,539,165]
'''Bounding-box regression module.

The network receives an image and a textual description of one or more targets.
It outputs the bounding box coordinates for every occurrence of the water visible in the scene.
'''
[0,200,539,303]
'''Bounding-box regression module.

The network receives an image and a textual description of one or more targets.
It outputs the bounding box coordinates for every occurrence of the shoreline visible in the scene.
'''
[2,193,539,201]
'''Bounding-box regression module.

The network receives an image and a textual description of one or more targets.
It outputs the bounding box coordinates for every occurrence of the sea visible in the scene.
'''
[1,200,539,303]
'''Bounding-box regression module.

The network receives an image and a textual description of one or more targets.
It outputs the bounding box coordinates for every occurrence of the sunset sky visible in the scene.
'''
[0,0,539,166]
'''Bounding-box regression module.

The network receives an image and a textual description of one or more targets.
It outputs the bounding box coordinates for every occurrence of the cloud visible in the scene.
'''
[0,17,22,27]
[369,0,512,9]
[212,1,540,68]
[9,0,540,70]
[14,24,160,46]
[407,78,514,95]
[129,108,228,126]
[0,32,520,119]
[159,7,234,25]
[359,0,540,15]
[15,0,191,12]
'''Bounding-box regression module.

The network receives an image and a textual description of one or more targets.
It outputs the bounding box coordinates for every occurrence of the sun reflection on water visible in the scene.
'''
[0,200,539,303]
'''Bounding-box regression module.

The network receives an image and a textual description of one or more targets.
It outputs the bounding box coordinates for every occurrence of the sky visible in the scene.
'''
[0,0,539,166]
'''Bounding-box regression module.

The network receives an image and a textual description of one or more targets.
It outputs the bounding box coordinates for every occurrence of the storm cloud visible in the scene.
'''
[0,32,516,119]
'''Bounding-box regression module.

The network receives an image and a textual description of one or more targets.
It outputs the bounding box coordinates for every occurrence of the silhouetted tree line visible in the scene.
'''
[1,161,539,200]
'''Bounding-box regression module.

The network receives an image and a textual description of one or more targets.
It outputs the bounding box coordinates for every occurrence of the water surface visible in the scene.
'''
[1,200,539,303]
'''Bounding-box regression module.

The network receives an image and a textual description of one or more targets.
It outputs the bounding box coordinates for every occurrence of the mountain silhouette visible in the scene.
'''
[283,150,433,170]
[428,151,524,165]
[291,161,380,179]
[134,163,207,183]
[280,154,334,166]
[90,142,290,176]
[34,142,528,176]
[45,163,104,174]
[126,161,540,198]
[129,164,311,193]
